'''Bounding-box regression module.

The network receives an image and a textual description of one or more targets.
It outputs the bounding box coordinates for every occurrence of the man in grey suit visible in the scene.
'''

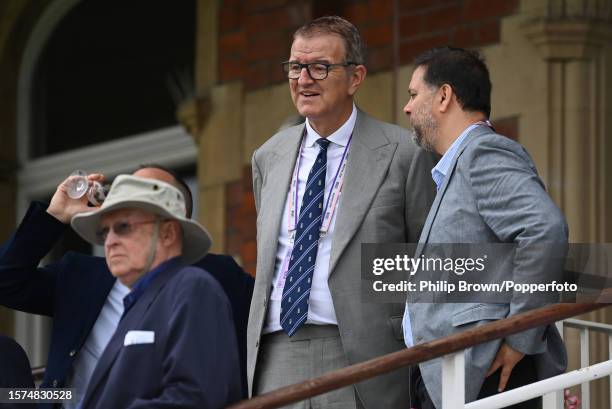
[248,16,436,408]
[402,47,568,409]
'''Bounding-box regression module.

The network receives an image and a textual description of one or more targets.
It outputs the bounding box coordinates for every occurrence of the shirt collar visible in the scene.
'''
[431,122,483,189]
[304,103,357,148]
[122,256,183,316]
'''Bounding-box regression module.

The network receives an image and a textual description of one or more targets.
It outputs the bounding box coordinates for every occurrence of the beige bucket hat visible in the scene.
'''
[71,175,212,265]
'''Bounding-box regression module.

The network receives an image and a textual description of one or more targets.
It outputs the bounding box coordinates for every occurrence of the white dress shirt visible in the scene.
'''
[65,279,129,409]
[263,104,357,333]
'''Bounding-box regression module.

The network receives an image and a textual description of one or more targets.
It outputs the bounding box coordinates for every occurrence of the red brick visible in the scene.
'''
[400,0,458,13]
[286,2,313,26]
[242,166,254,190]
[226,180,242,205]
[245,32,290,62]
[451,25,477,48]
[244,0,287,13]
[244,62,274,90]
[399,32,450,64]
[423,4,463,32]
[462,0,519,21]
[225,180,242,256]
[240,240,257,276]
[220,0,239,7]
[362,23,393,47]
[475,20,500,45]
[219,6,240,33]
[492,115,519,141]
[369,0,394,20]
[399,13,424,39]
[366,46,393,72]
[245,9,292,35]
[224,171,257,274]
[219,31,247,54]
[344,3,369,25]
[219,57,245,83]
[313,1,344,18]
[271,63,288,83]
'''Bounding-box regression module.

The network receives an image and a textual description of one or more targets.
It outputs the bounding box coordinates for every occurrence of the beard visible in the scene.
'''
[411,110,438,153]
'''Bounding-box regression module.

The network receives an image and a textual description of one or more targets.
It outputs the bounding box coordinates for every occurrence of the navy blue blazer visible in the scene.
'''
[0,202,254,405]
[79,263,242,409]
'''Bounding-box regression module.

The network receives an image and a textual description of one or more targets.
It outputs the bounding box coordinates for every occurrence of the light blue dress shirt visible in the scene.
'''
[402,122,487,347]
[66,280,129,409]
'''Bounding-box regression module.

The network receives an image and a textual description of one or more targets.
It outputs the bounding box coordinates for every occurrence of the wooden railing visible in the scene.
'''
[31,366,44,382]
[29,302,611,408]
[227,302,611,409]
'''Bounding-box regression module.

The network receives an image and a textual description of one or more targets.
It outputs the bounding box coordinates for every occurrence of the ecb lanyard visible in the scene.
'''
[287,131,352,241]
[270,131,352,302]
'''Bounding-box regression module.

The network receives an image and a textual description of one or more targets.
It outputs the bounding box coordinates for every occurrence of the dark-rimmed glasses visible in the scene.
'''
[96,219,163,242]
[281,61,357,80]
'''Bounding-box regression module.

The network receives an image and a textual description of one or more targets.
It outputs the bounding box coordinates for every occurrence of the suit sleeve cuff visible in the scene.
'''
[505,326,547,355]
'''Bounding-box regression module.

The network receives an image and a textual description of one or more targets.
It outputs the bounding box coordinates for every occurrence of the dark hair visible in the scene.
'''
[294,16,365,65]
[414,46,491,118]
[137,164,194,218]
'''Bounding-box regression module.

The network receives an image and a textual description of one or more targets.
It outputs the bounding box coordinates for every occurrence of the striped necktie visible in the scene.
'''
[281,138,330,336]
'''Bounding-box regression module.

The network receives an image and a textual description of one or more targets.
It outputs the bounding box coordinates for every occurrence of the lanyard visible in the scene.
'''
[287,131,353,241]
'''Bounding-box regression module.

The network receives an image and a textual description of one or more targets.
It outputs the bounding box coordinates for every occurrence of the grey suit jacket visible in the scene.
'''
[407,125,568,408]
[248,109,436,408]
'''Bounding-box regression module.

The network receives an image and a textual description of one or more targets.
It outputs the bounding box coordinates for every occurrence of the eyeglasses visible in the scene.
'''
[281,61,357,80]
[96,219,161,242]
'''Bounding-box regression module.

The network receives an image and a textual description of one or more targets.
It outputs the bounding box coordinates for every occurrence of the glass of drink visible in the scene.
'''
[65,170,108,206]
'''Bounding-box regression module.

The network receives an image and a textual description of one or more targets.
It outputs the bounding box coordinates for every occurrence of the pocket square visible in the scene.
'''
[124,330,155,346]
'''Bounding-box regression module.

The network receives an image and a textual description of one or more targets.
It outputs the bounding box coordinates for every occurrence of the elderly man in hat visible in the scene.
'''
[71,175,241,409]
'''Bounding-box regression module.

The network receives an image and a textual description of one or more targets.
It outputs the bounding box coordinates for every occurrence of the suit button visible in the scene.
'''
[52,380,58,387]
[69,349,76,357]
[255,341,259,348]
[263,298,267,307]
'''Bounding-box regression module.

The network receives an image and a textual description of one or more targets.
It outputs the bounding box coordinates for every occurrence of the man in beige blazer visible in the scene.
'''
[248,16,436,408]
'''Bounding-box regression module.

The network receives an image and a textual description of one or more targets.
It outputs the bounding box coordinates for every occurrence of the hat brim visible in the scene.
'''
[71,200,211,265]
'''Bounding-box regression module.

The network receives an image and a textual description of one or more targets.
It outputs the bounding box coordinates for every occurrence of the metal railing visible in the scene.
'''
[31,366,44,382]
[561,318,612,408]
[453,317,612,408]
[227,303,610,409]
[30,303,612,408]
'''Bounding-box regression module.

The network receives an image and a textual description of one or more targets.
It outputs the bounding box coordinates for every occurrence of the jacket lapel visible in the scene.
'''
[328,111,397,275]
[258,125,304,292]
[415,126,489,256]
[80,263,181,407]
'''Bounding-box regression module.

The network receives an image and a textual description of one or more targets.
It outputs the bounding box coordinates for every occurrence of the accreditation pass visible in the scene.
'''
[0,388,75,403]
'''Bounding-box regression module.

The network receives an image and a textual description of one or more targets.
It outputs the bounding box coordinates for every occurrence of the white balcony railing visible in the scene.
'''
[441,318,612,409]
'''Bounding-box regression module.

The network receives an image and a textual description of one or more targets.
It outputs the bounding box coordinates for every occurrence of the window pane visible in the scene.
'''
[31,0,195,158]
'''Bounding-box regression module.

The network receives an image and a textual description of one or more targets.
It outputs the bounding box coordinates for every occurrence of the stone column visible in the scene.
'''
[522,1,612,406]
[523,4,612,243]
[177,0,243,253]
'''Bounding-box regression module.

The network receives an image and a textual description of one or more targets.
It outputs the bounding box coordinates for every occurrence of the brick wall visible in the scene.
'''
[219,0,520,274]
[492,115,518,141]
[218,0,519,90]
[225,166,257,276]
[398,0,519,63]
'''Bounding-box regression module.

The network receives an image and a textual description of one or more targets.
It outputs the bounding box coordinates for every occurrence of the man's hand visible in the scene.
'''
[47,173,105,224]
[485,342,525,392]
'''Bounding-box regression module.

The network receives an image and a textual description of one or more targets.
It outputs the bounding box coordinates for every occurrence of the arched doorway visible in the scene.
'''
[15,0,197,365]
